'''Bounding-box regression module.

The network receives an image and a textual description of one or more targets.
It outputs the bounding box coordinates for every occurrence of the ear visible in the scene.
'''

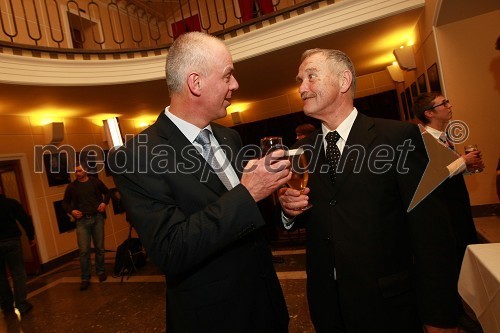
[424,109,434,120]
[339,69,352,94]
[187,72,202,97]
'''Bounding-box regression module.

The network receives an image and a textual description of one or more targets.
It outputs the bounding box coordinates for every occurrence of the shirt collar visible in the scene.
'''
[425,125,445,141]
[321,107,358,142]
[164,106,212,143]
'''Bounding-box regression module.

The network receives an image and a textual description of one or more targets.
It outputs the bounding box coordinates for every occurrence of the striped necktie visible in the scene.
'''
[195,129,233,190]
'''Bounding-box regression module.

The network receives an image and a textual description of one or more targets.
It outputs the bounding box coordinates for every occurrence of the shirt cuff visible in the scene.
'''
[281,211,295,230]
[447,157,467,178]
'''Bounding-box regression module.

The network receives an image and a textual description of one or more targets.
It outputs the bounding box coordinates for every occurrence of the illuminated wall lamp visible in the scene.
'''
[43,122,64,144]
[393,46,416,70]
[386,63,405,82]
[103,117,124,149]
[231,112,242,125]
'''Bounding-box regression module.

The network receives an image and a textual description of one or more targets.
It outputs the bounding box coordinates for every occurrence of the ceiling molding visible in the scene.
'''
[227,0,425,61]
[0,0,423,87]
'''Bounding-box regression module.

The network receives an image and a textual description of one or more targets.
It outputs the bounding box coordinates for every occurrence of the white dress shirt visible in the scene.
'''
[165,107,240,188]
[425,125,466,178]
[282,108,359,229]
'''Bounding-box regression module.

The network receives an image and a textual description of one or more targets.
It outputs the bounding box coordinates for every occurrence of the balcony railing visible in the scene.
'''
[0,0,326,52]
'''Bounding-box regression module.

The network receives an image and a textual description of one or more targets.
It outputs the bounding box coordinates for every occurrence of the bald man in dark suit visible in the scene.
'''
[110,32,290,333]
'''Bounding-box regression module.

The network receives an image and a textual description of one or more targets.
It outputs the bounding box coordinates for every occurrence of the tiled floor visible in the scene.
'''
[0,243,313,333]
[0,238,485,333]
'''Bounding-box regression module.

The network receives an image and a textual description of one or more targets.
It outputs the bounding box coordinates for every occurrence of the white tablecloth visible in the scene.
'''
[458,243,500,333]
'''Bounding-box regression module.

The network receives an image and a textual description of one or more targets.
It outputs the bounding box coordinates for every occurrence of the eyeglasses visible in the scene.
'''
[425,99,450,110]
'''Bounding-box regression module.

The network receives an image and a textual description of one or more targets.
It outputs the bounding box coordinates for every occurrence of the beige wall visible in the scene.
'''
[436,10,500,205]
[0,115,141,264]
[402,7,499,205]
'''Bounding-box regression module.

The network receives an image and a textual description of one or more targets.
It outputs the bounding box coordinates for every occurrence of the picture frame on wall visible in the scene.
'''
[405,87,414,118]
[76,150,99,177]
[43,153,71,187]
[417,73,427,93]
[400,92,409,120]
[427,63,441,92]
[102,149,112,177]
[411,82,418,99]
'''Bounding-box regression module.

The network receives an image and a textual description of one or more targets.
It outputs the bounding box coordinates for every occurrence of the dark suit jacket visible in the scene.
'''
[294,113,457,332]
[110,113,289,333]
[436,167,477,266]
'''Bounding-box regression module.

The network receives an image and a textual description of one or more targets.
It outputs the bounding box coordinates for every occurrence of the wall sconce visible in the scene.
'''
[393,46,416,70]
[386,62,405,82]
[103,117,124,149]
[231,112,242,125]
[43,122,64,144]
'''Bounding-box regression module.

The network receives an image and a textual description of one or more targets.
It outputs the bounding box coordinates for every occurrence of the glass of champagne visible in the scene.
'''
[287,148,312,210]
[464,144,482,173]
[260,136,283,156]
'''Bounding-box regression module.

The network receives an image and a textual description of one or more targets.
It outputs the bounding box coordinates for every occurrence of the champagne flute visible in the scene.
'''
[287,148,312,210]
[464,144,482,173]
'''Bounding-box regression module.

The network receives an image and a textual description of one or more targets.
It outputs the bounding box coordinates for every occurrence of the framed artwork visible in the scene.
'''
[43,153,71,187]
[417,73,427,93]
[53,200,75,233]
[103,149,112,177]
[76,150,98,177]
[110,188,126,215]
[427,63,441,92]
[400,92,409,120]
[405,87,414,118]
[411,82,418,99]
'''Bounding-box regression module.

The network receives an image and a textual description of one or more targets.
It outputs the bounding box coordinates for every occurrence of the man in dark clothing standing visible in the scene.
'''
[0,185,35,315]
[63,164,110,291]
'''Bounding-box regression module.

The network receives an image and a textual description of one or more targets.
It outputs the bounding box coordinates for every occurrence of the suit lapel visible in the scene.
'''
[331,113,376,196]
[306,131,335,193]
[155,113,227,196]
[212,125,242,179]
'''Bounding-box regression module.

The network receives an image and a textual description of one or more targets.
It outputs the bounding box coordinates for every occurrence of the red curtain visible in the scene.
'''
[238,0,275,22]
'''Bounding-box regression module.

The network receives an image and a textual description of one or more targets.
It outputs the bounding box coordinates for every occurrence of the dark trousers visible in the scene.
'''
[0,239,28,310]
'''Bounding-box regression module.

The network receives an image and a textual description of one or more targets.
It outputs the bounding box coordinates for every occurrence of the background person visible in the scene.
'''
[110,32,291,333]
[413,92,483,320]
[63,164,110,291]
[295,123,316,141]
[279,49,458,333]
[0,185,35,315]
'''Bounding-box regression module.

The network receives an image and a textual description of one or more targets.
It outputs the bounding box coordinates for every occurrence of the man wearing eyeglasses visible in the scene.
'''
[413,92,484,326]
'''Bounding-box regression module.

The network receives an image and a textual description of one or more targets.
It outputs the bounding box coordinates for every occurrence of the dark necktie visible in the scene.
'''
[325,131,341,184]
[195,129,233,191]
[440,134,456,151]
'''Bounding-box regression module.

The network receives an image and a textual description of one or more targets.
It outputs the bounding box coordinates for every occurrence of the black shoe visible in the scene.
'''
[98,273,107,282]
[80,280,90,291]
[17,302,33,315]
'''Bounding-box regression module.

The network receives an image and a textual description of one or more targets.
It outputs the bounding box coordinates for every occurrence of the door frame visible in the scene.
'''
[0,153,48,263]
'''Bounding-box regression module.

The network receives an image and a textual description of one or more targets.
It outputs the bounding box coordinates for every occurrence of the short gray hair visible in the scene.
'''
[166,32,227,94]
[301,49,357,96]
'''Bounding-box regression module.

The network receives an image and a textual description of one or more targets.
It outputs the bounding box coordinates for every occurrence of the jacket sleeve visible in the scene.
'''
[110,144,266,282]
[96,179,111,204]
[12,200,35,241]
